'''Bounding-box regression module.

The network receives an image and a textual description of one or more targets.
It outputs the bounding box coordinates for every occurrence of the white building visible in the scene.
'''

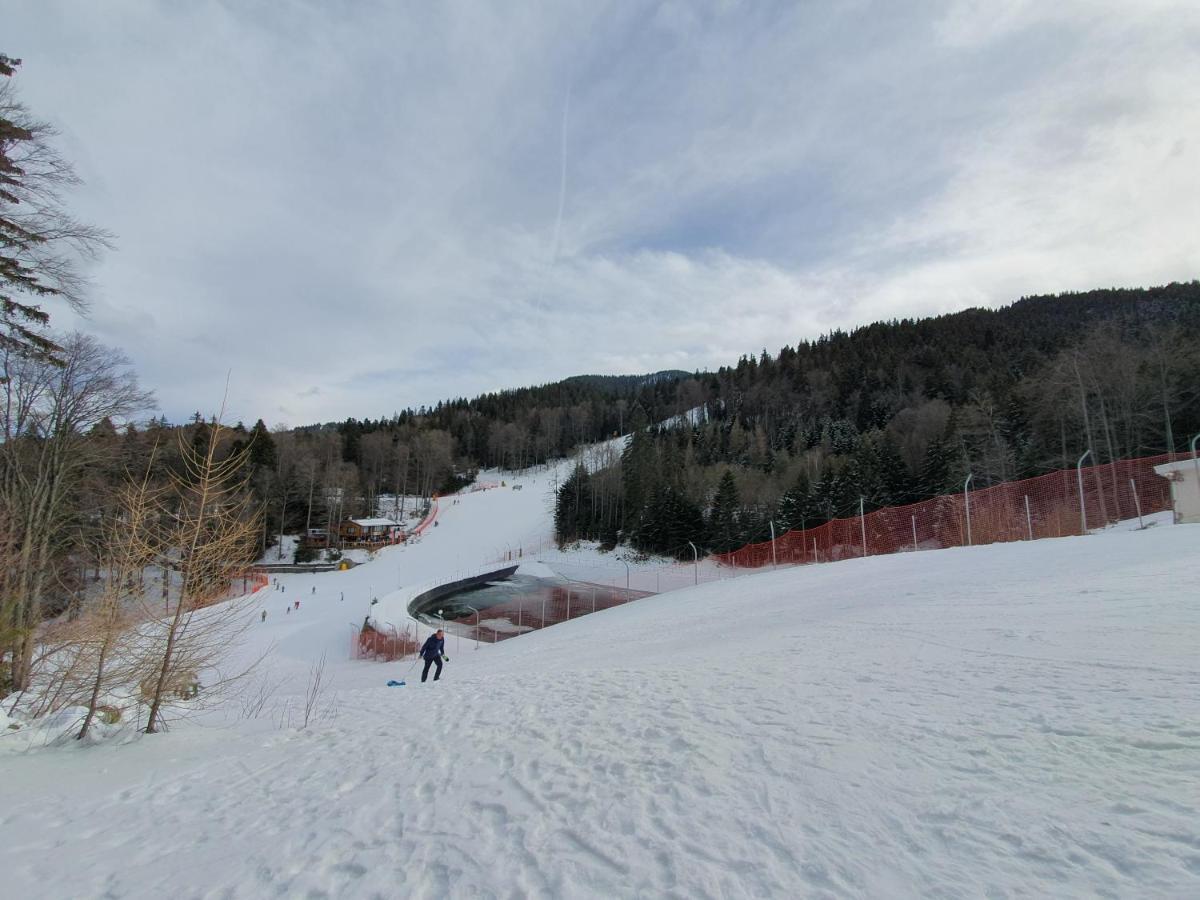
[1152,459,1200,524]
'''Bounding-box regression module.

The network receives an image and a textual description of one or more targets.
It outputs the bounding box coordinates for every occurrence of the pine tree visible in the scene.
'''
[851,439,885,511]
[620,408,655,535]
[247,419,277,470]
[706,470,741,552]
[340,418,363,464]
[878,433,912,505]
[663,486,705,559]
[554,463,592,544]
[777,471,811,532]
[918,436,952,498]
[1,56,110,360]
[811,468,856,524]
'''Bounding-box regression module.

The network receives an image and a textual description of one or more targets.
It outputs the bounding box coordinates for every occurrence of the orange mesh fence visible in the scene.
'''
[351,583,653,662]
[352,452,1176,662]
[203,568,270,608]
[410,498,440,536]
[353,621,421,661]
[716,453,1175,569]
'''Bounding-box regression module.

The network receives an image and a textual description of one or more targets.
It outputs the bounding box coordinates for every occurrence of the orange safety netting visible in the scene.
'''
[354,621,421,661]
[409,498,439,536]
[715,453,1176,569]
[352,583,652,662]
[201,568,270,608]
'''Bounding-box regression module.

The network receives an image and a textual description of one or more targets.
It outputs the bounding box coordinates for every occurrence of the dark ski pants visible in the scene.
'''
[421,657,443,682]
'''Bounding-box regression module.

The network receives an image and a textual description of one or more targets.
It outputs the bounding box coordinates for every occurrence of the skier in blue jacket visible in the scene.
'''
[419,629,447,682]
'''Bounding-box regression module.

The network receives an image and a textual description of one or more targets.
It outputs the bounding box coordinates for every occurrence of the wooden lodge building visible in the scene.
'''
[337,517,404,548]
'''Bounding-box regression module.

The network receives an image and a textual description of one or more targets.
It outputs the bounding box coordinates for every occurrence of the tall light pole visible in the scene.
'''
[963,473,974,546]
[464,604,481,650]
[438,608,460,656]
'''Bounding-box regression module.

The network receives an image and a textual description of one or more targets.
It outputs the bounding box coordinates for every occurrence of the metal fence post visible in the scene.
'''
[1024,495,1033,540]
[963,473,973,546]
[591,587,596,613]
[859,498,867,557]
[1129,477,1144,529]
[1076,449,1093,534]
[566,589,571,621]
[688,542,699,584]
[911,515,917,552]
[769,520,778,568]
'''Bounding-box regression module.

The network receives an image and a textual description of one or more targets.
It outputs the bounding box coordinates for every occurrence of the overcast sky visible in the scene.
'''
[8,1,1200,426]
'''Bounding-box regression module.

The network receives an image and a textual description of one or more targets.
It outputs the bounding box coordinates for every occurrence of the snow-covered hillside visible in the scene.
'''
[2,481,1198,898]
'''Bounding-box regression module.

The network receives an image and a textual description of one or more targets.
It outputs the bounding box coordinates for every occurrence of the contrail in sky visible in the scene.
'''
[549,85,571,264]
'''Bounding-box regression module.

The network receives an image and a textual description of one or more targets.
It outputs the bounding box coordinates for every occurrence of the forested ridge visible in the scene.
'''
[551,283,1200,556]
[258,282,1200,560]
[44,283,1196,570]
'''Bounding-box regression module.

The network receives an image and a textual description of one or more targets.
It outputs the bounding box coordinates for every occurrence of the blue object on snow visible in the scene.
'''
[386,679,405,687]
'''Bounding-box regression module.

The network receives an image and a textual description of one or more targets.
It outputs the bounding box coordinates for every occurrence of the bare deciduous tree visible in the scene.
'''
[0,334,152,695]
[76,460,164,740]
[301,652,328,730]
[141,418,260,734]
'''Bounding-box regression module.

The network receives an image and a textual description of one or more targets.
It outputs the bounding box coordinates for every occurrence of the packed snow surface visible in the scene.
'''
[1,463,1198,898]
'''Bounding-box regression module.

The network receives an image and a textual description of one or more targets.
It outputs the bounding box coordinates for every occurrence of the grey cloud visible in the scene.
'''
[6,0,1199,423]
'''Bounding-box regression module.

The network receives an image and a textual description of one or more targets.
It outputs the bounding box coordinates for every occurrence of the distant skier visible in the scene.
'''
[261,609,267,623]
[311,585,316,594]
[419,629,448,682]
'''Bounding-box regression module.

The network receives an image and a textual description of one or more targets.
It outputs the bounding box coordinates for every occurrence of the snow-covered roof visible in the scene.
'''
[1152,460,1200,477]
[349,518,400,528]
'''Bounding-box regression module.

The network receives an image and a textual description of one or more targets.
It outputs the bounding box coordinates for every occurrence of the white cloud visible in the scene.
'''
[5,0,1199,423]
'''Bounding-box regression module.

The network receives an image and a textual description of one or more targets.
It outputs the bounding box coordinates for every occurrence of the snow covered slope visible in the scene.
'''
[3,519,1198,898]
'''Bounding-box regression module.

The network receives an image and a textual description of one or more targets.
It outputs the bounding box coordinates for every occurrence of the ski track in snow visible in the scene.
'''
[1,463,1199,898]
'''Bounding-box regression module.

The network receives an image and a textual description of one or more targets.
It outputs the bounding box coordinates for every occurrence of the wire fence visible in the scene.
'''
[714,452,1175,569]
[210,569,270,607]
[351,581,650,659]
[353,451,1180,662]
[502,453,1179,590]
[352,621,420,662]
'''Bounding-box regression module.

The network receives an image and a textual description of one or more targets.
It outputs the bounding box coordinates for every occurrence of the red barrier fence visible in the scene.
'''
[410,498,439,537]
[715,453,1176,569]
[353,621,420,661]
[203,568,270,608]
[352,582,651,662]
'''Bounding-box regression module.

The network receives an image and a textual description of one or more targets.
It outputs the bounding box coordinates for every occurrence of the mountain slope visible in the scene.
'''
[3,516,1197,898]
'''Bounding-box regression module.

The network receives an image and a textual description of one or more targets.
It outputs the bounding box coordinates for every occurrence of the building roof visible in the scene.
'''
[349,518,400,528]
[1152,460,1200,476]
